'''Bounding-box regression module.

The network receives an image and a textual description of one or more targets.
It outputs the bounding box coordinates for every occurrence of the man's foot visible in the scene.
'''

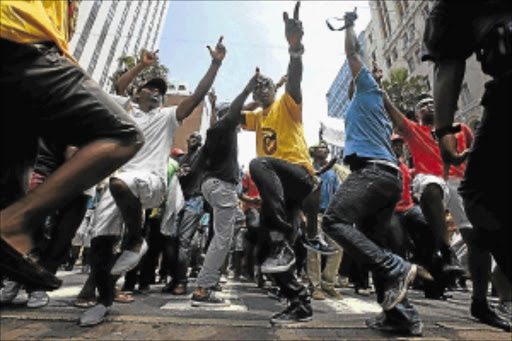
[311,288,326,300]
[114,290,134,303]
[191,287,230,307]
[366,312,423,336]
[161,281,176,293]
[267,287,282,301]
[211,283,222,292]
[355,288,372,297]
[172,283,187,295]
[79,303,110,327]
[0,238,62,291]
[26,291,49,308]
[74,298,97,309]
[323,287,343,300]
[302,235,338,255]
[471,301,511,332]
[110,239,148,275]
[261,241,295,274]
[0,279,21,304]
[380,263,417,311]
[270,303,313,325]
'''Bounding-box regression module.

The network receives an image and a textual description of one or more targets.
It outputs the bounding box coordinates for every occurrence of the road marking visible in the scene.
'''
[323,297,382,314]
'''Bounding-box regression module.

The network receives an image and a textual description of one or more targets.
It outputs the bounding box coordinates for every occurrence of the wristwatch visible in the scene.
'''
[433,124,461,140]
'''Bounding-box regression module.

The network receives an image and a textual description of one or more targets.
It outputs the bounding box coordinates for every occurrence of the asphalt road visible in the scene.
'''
[1,267,511,340]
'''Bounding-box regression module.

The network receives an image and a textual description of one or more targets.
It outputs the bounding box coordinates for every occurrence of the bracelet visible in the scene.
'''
[212,58,222,66]
[433,125,461,140]
[289,44,304,58]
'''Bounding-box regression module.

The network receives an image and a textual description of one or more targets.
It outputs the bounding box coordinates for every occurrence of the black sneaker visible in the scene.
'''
[261,241,295,273]
[302,235,338,255]
[270,303,313,325]
[380,262,417,311]
[366,312,423,336]
[190,287,230,307]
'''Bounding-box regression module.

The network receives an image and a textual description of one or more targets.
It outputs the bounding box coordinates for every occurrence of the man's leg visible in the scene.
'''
[192,179,237,306]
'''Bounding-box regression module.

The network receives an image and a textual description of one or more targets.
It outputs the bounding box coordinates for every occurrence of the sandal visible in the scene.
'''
[114,290,134,303]
[0,238,62,291]
[74,298,97,308]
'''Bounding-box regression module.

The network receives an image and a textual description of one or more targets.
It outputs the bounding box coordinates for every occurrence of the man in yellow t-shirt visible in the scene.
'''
[238,2,314,325]
[0,1,143,292]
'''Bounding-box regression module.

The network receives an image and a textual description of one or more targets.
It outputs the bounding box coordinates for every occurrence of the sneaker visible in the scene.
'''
[302,235,338,255]
[219,275,228,283]
[270,303,313,325]
[380,263,417,311]
[261,241,295,274]
[110,239,148,275]
[311,288,326,300]
[366,313,423,336]
[211,283,222,292]
[172,283,187,295]
[471,301,511,332]
[26,291,49,308]
[355,288,372,296]
[191,287,230,307]
[0,279,21,304]
[79,303,110,327]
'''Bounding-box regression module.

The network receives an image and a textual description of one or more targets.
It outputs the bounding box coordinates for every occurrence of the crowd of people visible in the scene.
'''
[0,0,511,336]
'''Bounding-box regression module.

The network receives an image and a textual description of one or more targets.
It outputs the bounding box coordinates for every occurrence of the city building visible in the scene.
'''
[69,0,170,92]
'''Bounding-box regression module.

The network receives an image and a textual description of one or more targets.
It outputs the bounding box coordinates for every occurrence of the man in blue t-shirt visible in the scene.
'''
[321,13,423,336]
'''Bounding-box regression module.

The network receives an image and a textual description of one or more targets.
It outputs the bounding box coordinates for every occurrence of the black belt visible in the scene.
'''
[352,161,401,178]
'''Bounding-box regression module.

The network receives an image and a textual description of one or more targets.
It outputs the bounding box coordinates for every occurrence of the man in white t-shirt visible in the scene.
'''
[79,38,226,327]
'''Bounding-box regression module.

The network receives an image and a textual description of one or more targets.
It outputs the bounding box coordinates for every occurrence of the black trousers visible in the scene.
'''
[89,236,117,307]
[249,157,314,304]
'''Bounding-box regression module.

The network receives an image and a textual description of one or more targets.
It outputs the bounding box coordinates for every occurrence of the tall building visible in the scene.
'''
[69,0,170,92]
[363,0,487,129]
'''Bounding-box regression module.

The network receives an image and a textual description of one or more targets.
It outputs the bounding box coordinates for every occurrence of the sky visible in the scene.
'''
[158,1,372,168]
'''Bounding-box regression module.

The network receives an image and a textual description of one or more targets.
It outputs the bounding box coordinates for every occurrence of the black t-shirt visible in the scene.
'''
[202,112,239,184]
[178,148,204,199]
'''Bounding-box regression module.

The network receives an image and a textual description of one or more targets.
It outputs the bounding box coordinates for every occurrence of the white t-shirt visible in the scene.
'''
[112,95,180,181]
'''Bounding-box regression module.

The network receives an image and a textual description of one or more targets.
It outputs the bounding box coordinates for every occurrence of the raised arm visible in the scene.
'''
[344,14,364,79]
[433,60,469,165]
[284,2,303,105]
[228,68,261,124]
[116,51,158,96]
[176,36,226,122]
[382,91,406,132]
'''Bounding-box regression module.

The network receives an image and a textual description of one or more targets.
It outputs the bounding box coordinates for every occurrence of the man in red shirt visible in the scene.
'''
[384,95,509,330]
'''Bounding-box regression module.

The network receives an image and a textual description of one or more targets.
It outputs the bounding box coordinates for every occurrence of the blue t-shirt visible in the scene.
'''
[314,164,339,211]
[343,67,397,164]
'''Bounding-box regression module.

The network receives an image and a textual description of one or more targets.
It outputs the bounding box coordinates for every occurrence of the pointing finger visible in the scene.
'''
[218,36,224,45]
[283,11,289,22]
[293,1,300,20]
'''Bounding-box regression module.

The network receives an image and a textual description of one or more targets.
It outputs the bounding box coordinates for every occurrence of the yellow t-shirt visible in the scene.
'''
[0,0,76,61]
[244,93,314,175]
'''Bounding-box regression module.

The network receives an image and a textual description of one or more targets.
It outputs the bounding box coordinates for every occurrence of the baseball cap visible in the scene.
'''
[138,77,167,96]
[171,148,185,156]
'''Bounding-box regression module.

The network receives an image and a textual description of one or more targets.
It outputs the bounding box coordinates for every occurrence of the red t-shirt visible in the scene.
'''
[401,119,473,179]
[396,159,413,212]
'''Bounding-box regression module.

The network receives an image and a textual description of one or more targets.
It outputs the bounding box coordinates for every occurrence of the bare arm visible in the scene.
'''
[433,60,469,165]
[284,2,303,105]
[382,91,406,132]
[176,37,226,122]
[116,51,158,96]
[344,21,364,79]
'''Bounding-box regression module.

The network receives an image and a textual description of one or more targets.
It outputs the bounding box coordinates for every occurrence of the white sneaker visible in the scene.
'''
[0,279,21,304]
[27,291,49,308]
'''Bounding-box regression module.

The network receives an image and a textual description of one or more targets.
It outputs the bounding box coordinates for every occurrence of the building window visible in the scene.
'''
[392,48,398,61]
[386,57,392,68]
[73,0,102,61]
[87,1,119,75]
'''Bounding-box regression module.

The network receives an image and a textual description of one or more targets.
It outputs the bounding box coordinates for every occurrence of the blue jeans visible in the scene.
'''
[322,166,420,325]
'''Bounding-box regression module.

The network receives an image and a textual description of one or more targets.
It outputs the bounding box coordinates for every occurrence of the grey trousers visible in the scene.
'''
[197,178,239,288]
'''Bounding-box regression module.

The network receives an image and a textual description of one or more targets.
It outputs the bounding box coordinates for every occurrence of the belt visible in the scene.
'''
[361,160,402,178]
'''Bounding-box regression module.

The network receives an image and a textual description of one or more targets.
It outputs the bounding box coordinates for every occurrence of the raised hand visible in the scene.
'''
[283,1,303,49]
[207,36,226,63]
[244,67,261,93]
[142,50,158,66]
